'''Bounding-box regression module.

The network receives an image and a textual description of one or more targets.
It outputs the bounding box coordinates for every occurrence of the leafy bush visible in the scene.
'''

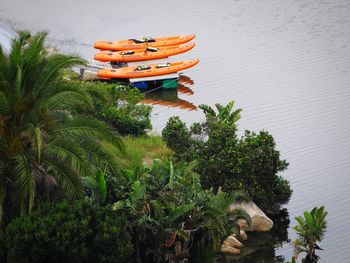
[161,116,192,156]
[4,201,133,263]
[162,101,292,212]
[96,84,152,136]
[161,116,203,162]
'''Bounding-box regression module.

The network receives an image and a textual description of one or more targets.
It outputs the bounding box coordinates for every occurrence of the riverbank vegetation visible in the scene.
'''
[162,102,292,213]
[0,31,296,262]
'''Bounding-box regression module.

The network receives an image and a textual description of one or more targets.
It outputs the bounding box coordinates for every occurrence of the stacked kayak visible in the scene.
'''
[94,43,195,62]
[94,34,195,51]
[93,34,199,86]
[98,60,199,79]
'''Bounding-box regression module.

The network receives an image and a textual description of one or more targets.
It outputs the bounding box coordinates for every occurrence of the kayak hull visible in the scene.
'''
[94,34,196,51]
[97,59,199,79]
[94,43,195,62]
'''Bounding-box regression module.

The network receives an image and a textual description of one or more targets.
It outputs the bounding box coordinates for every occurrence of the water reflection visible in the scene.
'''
[178,83,194,95]
[178,74,194,85]
[141,75,197,111]
[142,88,197,111]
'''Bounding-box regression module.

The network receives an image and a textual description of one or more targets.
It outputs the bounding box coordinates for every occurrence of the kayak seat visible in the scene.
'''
[121,50,135,55]
[129,39,145,43]
[129,37,156,43]
[143,37,155,42]
[156,63,171,68]
[135,65,151,71]
[146,47,159,52]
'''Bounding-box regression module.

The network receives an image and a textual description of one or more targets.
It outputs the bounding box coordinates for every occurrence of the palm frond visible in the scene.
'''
[55,116,124,151]
[12,153,35,214]
[44,138,93,177]
[0,91,9,116]
[20,32,47,82]
[43,156,83,200]
[45,89,92,110]
[9,31,31,67]
[77,139,121,176]
[33,54,84,97]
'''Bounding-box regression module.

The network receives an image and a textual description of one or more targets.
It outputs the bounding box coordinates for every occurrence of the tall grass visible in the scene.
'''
[116,135,172,169]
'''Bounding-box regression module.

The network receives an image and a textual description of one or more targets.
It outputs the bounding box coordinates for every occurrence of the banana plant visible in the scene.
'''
[198,100,242,128]
[292,206,328,263]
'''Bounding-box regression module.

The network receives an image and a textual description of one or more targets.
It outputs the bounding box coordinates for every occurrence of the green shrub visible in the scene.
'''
[199,128,291,212]
[5,201,133,263]
[161,116,202,162]
[162,101,292,212]
[96,85,152,136]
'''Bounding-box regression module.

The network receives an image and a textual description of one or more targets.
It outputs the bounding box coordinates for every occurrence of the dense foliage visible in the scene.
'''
[162,101,292,212]
[95,85,152,136]
[0,32,123,224]
[4,201,133,263]
[110,159,250,263]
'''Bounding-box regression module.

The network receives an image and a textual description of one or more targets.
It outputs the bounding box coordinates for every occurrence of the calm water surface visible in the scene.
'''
[1,0,350,261]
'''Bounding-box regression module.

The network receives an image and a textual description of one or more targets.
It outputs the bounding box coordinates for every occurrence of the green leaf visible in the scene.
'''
[169,204,194,222]
[96,170,107,203]
[129,180,145,206]
[112,200,125,211]
[168,160,175,190]
[303,211,314,228]
[198,104,216,117]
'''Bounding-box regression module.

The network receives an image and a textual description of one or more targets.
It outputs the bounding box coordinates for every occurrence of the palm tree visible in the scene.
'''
[0,32,123,224]
[293,206,328,263]
[198,100,242,127]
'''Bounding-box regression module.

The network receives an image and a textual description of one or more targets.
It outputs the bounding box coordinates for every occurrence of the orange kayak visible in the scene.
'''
[94,43,196,62]
[97,59,199,79]
[94,34,196,51]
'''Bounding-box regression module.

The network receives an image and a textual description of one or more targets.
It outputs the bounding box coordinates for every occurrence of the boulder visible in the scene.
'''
[240,230,248,240]
[230,201,273,232]
[220,245,240,254]
[224,235,243,248]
